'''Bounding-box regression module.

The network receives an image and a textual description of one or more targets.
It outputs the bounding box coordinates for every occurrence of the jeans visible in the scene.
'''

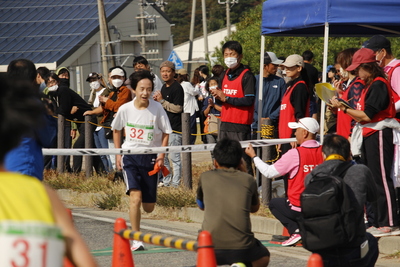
[93,128,113,173]
[163,132,182,187]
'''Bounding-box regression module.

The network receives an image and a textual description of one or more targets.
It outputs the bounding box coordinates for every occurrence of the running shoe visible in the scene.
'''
[131,240,145,251]
[370,226,400,237]
[282,233,301,246]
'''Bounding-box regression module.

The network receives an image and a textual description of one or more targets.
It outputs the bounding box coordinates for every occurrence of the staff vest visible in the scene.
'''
[289,145,323,208]
[336,77,365,138]
[357,77,396,137]
[221,69,254,125]
[279,80,309,138]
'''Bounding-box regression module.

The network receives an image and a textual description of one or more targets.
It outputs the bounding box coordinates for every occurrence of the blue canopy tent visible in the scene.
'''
[259,0,400,140]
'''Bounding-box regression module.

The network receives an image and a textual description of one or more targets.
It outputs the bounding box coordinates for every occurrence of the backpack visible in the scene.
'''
[298,161,365,251]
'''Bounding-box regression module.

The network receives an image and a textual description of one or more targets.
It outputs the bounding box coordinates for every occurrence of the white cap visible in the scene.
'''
[288,117,319,134]
[265,52,283,65]
[110,68,125,77]
[281,54,304,67]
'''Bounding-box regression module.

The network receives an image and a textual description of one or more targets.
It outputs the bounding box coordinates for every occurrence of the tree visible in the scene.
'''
[165,0,262,45]
[211,3,400,75]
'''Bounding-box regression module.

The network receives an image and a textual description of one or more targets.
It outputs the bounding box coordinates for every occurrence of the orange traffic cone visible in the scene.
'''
[307,253,324,267]
[196,231,217,267]
[64,209,74,267]
[112,218,134,267]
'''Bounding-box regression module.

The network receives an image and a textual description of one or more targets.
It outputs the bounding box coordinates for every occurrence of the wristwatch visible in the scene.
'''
[344,107,348,114]
[225,96,230,102]
[160,99,165,104]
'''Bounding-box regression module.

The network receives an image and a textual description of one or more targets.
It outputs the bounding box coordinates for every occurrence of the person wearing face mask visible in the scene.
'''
[330,48,399,237]
[210,40,256,175]
[202,76,222,144]
[84,66,132,171]
[56,67,70,88]
[46,72,92,173]
[331,48,365,139]
[364,35,400,117]
[86,72,112,173]
[196,65,211,144]
[36,66,50,92]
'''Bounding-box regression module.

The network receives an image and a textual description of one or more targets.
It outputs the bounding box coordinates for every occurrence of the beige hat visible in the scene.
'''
[110,68,125,77]
[281,54,304,68]
[160,61,175,70]
[177,68,188,75]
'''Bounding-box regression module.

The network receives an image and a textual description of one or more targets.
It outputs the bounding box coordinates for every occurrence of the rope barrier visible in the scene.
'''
[260,124,280,163]
[119,229,197,251]
[42,138,296,155]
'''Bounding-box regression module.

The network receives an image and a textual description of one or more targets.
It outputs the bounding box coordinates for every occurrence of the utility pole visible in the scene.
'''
[97,0,108,76]
[188,0,196,74]
[201,0,208,61]
[140,0,146,54]
[218,0,238,38]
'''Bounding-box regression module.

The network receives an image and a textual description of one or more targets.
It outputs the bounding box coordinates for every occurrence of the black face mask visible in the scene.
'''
[59,78,70,87]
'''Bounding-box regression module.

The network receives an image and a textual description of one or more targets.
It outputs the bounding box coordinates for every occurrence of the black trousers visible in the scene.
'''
[269,197,300,235]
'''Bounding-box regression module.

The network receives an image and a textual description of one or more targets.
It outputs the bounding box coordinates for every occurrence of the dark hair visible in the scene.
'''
[199,65,209,77]
[37,66,50,80]
[191,67,201,85]
[358,62,386,86]
[213,138,243,168]
[129,70,154,91]
[45,72,60,84]
[211,64,224,77]
[322,134,351,160]
[7,59,37,83]
[109,66,127,79]
[222,41,242,55]
[176,73,189,83]
[302,50,314,61]
[336,48,358,73]
[205,76,219,92]
[57,67,70,77]
[0,74,44,162]
[133,56,149,67]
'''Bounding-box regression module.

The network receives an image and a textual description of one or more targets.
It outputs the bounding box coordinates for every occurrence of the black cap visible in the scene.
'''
[86,72,100,82]
[364,35,391,52]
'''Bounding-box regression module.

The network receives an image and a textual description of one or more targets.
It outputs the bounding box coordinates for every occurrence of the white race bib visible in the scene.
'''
[0,221,65,267]
[126,122,154,146]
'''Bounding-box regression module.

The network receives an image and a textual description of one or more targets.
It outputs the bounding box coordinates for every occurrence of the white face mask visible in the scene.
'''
[90,81,100,90]
[209,85,218,90]
[48,85,58,92]
[339,67,349,79]
[375,50,384,66]
[224,57,238,69]
[112,79,124,88]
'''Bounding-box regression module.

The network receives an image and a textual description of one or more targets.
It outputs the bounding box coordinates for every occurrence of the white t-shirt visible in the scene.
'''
[93,88,106,131]
[154,74,163,92]
[181,81,199,115]
[111,99,172,148]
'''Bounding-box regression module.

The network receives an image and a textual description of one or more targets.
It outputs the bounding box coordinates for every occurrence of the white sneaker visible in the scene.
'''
[131,240,145,251]
[157,182,164,188]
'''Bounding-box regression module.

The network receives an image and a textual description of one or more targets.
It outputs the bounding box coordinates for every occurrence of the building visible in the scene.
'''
[0,0,173,98]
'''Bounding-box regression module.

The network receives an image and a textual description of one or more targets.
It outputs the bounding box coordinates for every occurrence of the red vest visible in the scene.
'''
[279,80,309,138]
[357,77,396,137]
[336,77,364,138]
[289,145,323,207]
[221,69,254,125]
[387,62,400,104]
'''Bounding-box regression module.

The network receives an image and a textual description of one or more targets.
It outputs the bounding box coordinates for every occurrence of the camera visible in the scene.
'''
[334,74,340,80]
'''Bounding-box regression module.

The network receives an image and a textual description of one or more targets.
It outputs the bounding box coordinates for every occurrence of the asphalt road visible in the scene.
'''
[69,207,400,267]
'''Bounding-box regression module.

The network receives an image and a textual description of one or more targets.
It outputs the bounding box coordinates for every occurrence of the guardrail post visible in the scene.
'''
[57,114,65,173]
[85,115,93,178]
[261,118,273,205]
[181,113,192,189]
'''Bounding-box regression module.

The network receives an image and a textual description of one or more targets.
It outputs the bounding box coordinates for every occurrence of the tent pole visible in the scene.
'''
[320,22,329,144]
[258,35,265,140]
